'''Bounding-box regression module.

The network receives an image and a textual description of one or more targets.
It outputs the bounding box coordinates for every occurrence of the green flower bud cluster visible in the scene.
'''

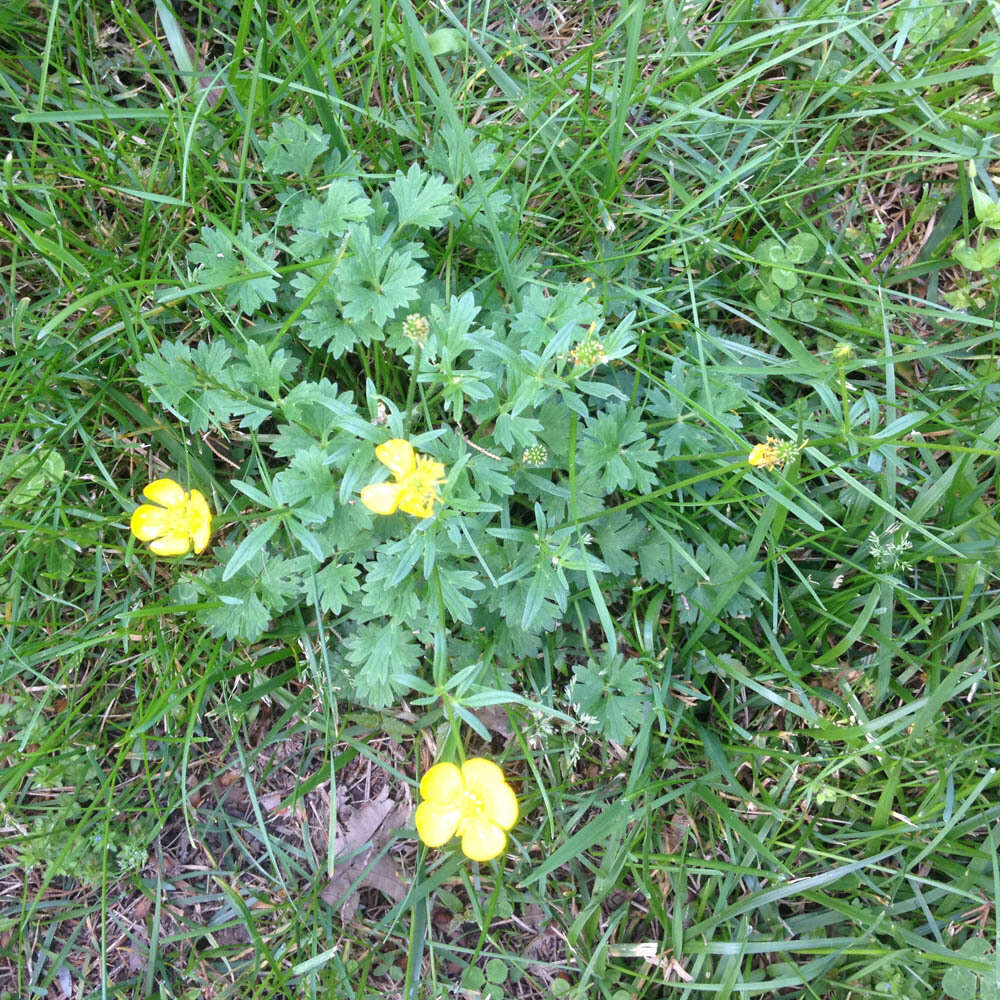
[568,338,607,369]
[521,444,549,467]
[402,313,430,346]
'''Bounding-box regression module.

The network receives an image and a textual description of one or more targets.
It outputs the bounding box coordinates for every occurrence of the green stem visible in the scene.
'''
[431,568,462,762]
[404,343,422,433]
[440,696,465,764]
[837,363,851,441]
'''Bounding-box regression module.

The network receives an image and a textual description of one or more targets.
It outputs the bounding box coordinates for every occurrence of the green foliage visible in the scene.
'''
[950,181,1000,281]
[261,117,331,177]
[139,153,755,728]
[0,697,149,883]
[388,162,455,229]
[650,540,765,628]
[6,2,1000,997]
[138,338,259,432]
[185,546,308,642]
[753,232,821,322]
[187,223,280,314]
[567,652,649,745]
[0,447,65,507]
[889,0,959,47]
[344,621,423,709]
[579,404,659,494]
[941,938,995,1000]
[970,184,1000,230]
[952,237,1000,272]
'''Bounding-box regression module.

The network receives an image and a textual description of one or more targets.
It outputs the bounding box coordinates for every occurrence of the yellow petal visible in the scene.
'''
[488,779,518,830]
[461,758,505,793]
[420,762,463,804]
[130,504,170,541]
[747,444,766,467]
[361,481,403,515]
[142,478,187,507]
[415,801,461,848]
[397,487,435,518]
[375,439,416,480]
[462,758,518,830]
[148,532,192,556]
[188,489,212,553]
[459,816,507,862]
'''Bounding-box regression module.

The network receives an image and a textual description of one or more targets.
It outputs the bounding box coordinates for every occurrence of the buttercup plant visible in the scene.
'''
[135,119,771,724]
[9,11,999,995]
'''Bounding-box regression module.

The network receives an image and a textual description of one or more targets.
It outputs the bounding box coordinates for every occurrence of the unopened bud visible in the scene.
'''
[402,313,430,345]
[521,444,548,467]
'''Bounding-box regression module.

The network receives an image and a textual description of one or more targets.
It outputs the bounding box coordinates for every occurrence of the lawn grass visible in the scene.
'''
[2,0,1000,998]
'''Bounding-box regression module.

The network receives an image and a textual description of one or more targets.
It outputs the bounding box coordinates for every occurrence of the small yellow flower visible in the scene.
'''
[360,439,446,519]
[747,436,807,472]
[415,758,519,862]
[748,440,781,470]
[130,478,212,556]
[832,342,854,363]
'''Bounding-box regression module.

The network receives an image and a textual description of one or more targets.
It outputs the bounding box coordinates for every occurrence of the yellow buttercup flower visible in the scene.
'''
[130,478,212,556]
[415,758,519,862]
[748,436,807,472]
[832,342,854,363]
[360,439,446,519]
[748,440,781,470]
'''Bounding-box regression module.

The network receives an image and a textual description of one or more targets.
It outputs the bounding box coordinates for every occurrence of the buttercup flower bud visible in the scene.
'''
[402,313,430,346]
[521,444,548,467]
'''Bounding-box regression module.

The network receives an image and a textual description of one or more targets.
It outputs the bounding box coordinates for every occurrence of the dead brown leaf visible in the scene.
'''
[473,703,514,738]
[663,808,691,854]
[259,791,284,812]
[319,786,410,921]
